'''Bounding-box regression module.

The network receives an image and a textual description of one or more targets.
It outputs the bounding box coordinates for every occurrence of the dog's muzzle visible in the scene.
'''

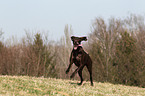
[73,44,82,50]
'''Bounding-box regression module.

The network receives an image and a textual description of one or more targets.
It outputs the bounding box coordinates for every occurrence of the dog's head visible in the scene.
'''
[71,36,87,50]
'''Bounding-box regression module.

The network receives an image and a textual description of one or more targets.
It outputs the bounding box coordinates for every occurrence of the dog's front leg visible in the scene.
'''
[66,62,73,74]
[66,52,73,74]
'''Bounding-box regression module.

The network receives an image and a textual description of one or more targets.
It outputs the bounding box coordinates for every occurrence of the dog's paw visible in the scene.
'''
[70,75,73,79]
[65,70,69,74]
[77,83,82,86]
[70,74,75,79]
[91,83,94,86]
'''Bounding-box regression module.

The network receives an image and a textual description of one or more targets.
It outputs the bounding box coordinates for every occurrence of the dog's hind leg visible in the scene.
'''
[78,69,83,85]
[70,64,85,79]
[86,64,93,86]
[89,70,93,86]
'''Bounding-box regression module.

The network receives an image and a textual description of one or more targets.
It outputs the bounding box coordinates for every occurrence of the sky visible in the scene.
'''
[0,0,145,41]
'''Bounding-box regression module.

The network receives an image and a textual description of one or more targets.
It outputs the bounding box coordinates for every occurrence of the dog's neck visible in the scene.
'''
[73,44,82,50]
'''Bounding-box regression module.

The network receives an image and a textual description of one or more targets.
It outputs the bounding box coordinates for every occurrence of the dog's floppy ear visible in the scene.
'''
[71,36,76,41]
[80,37,87,41]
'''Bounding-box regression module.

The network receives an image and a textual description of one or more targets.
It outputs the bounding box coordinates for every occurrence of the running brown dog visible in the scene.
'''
[66,36,93,86]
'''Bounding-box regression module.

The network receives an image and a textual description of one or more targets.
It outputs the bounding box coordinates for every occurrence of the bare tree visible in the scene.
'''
[89,17,121,81]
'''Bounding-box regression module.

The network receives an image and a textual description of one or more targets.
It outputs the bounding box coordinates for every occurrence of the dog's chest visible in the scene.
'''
[72,51,82,61]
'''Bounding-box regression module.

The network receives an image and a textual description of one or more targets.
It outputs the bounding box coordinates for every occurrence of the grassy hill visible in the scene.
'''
[0,76,145,96]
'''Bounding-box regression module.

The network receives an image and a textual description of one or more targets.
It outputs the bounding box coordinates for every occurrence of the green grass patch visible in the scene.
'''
[0,75,144,96]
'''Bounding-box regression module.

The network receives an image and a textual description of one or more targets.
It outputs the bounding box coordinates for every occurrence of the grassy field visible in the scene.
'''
[0,75,145,96]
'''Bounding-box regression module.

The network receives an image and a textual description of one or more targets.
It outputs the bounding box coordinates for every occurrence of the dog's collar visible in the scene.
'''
[73,44,82,50]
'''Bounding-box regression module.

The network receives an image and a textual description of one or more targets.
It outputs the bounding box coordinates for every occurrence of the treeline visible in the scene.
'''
[88,15,145,87]
[0,32,57,77]
[0,15,145,87]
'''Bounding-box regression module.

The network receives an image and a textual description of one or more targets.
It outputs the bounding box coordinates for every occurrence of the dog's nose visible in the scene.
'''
[74,42,78,45]
[74,42,77,45]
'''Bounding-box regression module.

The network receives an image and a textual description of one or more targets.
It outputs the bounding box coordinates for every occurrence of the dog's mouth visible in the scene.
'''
[73,44,82,50]
[74,46,78,50]
[73,45,78,50]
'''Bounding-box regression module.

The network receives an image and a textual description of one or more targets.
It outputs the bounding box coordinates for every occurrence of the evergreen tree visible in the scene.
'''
[113,31,140,86]
[33,33,57,77]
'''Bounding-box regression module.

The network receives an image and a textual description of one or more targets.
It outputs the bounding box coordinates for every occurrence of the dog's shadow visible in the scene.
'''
[70,82,77,85]
[69,82,87,86]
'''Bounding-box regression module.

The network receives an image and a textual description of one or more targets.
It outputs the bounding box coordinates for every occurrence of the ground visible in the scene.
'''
[0,75,145,96]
